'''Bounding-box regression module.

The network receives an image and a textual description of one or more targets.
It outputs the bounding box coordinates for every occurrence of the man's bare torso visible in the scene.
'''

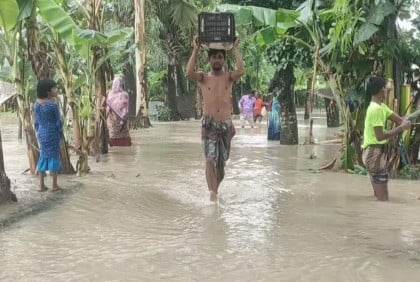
[199,71,233,121]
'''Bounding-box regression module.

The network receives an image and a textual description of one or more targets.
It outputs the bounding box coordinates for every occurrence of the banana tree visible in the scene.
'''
[1,0,132,176]
[0,0,41,174]
[92,0,112,156]
[35,0,131,175]
[313,0,412,172]
[254,0,416,170]
[0,0,79,174]
[0,0,19,199]
[219,1,417,170]
[29,0,76,173]
[151,0,199,120]
[72,26,132,174]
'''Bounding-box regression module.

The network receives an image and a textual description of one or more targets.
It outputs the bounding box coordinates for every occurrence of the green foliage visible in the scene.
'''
[37,0,77,45]
[149,71,167,101]
[168,0,198,34]
[347,164,367,175]
[25,69,38,102]
[221,0,303,9]
[145,17,167,71]
[155,105,172,121]
[265,39,312,70]
[217,4,277,27]
[399,31,420,73]
[294,89,324,107]
[0,0,19,31]
[239,36,274,93]
[398,164,420,180]
[0,59,13,82]
[78,92,93,120]
[103,0,134,26]
[148,0,200,107]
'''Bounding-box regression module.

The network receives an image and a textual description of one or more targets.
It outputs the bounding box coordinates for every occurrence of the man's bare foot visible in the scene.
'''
[51,186,62,192]
[210,191,217,202]
[38,186,48,192]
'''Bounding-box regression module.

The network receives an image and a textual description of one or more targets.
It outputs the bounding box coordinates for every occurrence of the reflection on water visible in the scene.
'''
[1,113,420,281]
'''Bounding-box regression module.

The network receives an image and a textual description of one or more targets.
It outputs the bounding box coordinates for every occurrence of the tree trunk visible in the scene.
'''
[24,119,39,174]
[324,97,340,127]
[26,5,50,80]
[68,100,89,176]
[176,65,195,119]
[59,136,75,174]
[57,130,75,173]
[124,65,137,118]
[409,124,420,164]
[0,131,4,173]
[0,172,17,204]
[15,82,39,175]
[18,116,22,139]
[22,8,42,174]
[226,59,240,115]
[195,86,203,119]
[88,0,111,156]
[93,53,109,155]
[0,131,17,203]
[269,65,298,145]
[231,84,240,115]
[304,78,311,120]
[133,0,151,128]
[167,64,181,120]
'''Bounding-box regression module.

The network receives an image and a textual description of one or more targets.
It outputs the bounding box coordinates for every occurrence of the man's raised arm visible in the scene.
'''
[186,36,204,82]
[230,37,245,81]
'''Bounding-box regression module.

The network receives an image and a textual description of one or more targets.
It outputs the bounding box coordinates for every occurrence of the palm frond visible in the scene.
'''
[168,0,198,34]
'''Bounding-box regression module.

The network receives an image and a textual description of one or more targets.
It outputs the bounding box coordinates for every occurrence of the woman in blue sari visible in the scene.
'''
[33,79,62,192]
[267,95,280,140]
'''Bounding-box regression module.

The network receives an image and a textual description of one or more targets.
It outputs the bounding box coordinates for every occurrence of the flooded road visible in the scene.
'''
[1,112,420,281]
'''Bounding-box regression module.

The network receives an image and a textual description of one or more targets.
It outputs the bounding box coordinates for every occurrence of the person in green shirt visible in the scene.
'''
[362,76,411,201]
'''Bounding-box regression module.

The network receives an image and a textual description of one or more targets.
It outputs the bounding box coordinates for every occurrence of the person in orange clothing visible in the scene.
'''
[253,92,268,123]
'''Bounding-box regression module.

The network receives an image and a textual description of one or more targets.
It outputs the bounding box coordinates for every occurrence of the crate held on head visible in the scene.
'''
[198,12,236,50]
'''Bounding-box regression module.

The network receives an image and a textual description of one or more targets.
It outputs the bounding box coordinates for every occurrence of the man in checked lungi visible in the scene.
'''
[186,35,244,202]
[362,77,411,201]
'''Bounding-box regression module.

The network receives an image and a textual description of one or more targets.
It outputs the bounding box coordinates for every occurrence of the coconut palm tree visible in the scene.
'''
[150,0,199,120]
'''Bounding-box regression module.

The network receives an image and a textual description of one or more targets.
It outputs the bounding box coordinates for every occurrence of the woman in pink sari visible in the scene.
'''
[106,77,132,146]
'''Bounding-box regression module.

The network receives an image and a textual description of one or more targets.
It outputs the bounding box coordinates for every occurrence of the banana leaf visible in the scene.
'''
[0,0,19,31]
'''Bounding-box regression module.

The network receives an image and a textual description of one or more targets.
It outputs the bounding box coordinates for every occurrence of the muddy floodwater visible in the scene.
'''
[1,111,420,281]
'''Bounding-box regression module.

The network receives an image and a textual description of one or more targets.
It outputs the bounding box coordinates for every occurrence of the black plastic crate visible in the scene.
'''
[198,12,235,43]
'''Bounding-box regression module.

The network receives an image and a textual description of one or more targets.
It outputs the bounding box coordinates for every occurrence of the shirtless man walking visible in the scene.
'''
[186,36,245,201]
